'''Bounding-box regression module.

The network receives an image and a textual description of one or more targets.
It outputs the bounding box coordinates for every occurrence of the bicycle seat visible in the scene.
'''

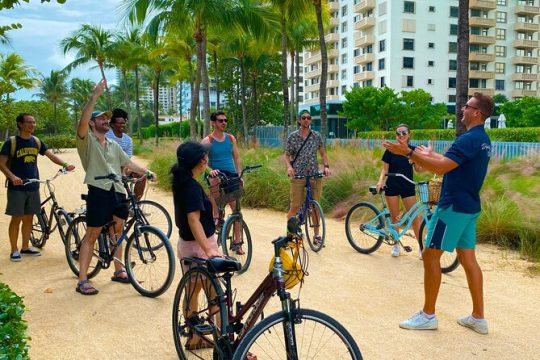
[206,256,241,273]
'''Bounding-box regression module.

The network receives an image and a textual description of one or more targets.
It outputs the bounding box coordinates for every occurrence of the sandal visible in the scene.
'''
[231,242,245,255]
[111,269,130,283]
[76,280,99,295]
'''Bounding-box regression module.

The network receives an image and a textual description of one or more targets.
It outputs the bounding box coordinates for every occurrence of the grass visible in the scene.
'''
[135,139,540,264]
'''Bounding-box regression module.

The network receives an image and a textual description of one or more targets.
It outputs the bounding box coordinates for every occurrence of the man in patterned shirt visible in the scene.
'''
[284,110,331,244]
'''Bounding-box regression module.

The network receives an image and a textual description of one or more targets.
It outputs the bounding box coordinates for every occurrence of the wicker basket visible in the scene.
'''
[417,178,442,205]
[214,177,243,207]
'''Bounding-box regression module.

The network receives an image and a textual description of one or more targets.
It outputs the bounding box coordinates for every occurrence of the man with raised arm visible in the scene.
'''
[383,92,494,334]
[75,79,155,295]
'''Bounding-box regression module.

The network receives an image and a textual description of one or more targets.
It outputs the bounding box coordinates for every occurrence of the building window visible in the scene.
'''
[403,57,414,69]
[353,65,360,74]
[448,95,456,102]
[379,39,386,52]
[495,80,505,90]
[495,45,506,57]
[429,6,435,12]
[380,76,385,87]
[341,37,348,48]
[428,60,434,66]
[495,63,505,74]
[450,24,458,35]
[365,62,373,71]
[354,48,360,57]
[428,42,435,49]
[341,5,348,16]
[496,28,506,40]
[341,53,348,64]
[497,0,507,5]
[406,76,414,87]
[341,85,347,94]
[449,42,457,53]
[341,21,348,33]
[427,79,433,85]
[448,77,456,88]
[378,58,385,70]
[404,1,415,13]
[341,69,347,80]
[449,59,457,70]
[450,6,458,18]
[403,38,415,50]
[496,11,507,23]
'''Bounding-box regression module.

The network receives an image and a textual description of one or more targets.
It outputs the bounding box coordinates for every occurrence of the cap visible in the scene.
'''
[91,110,112,120]
[176,141,211,169]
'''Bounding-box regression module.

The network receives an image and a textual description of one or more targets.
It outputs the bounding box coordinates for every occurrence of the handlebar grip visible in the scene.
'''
[94,174,118,181]
[386,173,396,177]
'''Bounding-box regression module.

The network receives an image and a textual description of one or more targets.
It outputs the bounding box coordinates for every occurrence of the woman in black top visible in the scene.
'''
[376,124,423,257]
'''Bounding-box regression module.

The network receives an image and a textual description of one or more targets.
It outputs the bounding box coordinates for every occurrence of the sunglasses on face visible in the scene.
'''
[216,118,227,123]
[301,116,311,120]
[396,130,409,136]
[463,104,480,111]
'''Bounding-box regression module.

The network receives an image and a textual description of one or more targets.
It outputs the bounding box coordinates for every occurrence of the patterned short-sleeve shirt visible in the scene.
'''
[285,130,323,176]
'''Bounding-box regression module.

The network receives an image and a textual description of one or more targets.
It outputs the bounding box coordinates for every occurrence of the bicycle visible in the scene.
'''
[344,173,459,274]
[23,168,74,248]
[65,174,176,297]
[293,172,326,252]
[208,165,261,274]
[172,217,362,359]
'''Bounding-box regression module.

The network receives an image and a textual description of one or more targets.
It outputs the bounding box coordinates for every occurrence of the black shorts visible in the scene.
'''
[385,185,415,199]
[86,185,129,227]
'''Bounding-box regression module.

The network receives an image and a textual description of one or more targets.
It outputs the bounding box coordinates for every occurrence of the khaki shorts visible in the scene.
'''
[289,178,322,210]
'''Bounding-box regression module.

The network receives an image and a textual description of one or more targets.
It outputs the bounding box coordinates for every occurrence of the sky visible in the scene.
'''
[0,0,125,100]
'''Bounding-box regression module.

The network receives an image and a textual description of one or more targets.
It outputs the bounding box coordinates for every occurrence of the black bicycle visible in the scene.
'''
[24,169,74,248]
[65,174,175,298]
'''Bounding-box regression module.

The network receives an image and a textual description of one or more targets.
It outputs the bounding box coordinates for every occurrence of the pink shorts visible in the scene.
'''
[177,234,219,274]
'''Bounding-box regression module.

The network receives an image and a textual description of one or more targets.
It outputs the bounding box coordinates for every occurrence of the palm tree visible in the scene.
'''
[67,78,93,131]
[455,0,470,137]
[60,24,114,108]
[34,70,68,134]
[0,53,38,102]
[312,0,329,140]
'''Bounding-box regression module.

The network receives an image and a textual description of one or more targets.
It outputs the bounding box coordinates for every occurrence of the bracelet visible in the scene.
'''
[62,162,68,168]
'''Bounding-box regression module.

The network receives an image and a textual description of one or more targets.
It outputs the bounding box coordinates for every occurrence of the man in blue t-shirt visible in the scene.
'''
[0,113,75,262]
[384,92,495,335]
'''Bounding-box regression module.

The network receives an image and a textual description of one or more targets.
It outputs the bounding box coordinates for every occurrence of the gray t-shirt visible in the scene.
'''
[285,130,323,176]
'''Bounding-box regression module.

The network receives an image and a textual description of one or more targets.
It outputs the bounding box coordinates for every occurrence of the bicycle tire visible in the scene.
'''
[64,215,102,279]
[221,216,252,274]
[345,202,385,254]
[56,208,72,246]
[233,308,363,360]
[418,219,460,274]
[30,209,48,248]
[136,200,172,238]
[172,266,228,360]
[304,200,326,252]
[124,225,175,297]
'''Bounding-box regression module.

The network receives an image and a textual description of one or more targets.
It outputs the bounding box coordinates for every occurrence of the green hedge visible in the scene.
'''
[140,121,194,139]
[354,127,540,142]
[40,134,76,149]
[0,283,30,359]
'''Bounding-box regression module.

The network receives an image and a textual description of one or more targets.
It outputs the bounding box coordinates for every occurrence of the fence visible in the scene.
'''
[255,126,540,161]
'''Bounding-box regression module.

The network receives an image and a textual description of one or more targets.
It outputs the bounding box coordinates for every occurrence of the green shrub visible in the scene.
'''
[40,134,76,149]
[140,121,195,139]
[0,282,30,359]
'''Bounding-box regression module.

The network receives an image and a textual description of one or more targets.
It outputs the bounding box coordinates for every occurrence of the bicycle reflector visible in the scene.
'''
[268,242,305,289]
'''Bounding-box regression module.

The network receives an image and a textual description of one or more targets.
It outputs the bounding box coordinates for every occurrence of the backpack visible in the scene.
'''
[6,135,42,170]
[208,133,234,143]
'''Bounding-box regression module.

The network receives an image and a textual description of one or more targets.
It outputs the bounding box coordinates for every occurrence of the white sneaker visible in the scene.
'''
[399,311,438,330]
[457,315,488,334]
[391,244,400,257]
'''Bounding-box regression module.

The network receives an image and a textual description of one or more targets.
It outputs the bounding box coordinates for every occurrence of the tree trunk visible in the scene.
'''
[153,71,161,146]
[314,0,327,141]
[98,63,112,109]
[187,55,197,138]
[280,14,290,145]
[240,57,248,141]
[295,50,301,117]
[135,67,143,144]
[213,49,220,109]
[289,51,295,122]
[201,35,211,136]
[123,70,132,136]
[251,71,259,145]
[53,102,58,134]
[456,0,470,138]
[191,29,203,139]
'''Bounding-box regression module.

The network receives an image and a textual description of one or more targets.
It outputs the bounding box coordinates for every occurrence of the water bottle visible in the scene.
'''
[98,234,108,258]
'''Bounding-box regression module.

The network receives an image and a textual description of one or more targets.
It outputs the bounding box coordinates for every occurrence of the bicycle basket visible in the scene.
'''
[418,178,442,205]
[214,177,243,207]
[268,240,308,290]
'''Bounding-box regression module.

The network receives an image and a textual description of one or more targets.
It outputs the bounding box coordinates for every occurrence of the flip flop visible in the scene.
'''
[76,280,99,295]
[111,269,130,283]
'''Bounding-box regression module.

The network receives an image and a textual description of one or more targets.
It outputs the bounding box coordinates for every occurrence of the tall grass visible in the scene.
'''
[136,140,540,263]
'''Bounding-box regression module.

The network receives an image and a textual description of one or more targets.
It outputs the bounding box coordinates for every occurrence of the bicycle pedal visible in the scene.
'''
[194,324,215,335]
[403,246,412,253]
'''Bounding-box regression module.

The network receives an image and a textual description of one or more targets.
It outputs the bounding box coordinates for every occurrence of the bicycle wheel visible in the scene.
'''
[345,202,385,254]
[64,215,102,279]
[55,208,72,245]
[233,308,362,360]
[125,225,175,297]
[136,200,172,238]
[418,219,460,274]
[221,216,252,274]
[172,267,227,360]
[304,200,326,252]
[30,209,48,248]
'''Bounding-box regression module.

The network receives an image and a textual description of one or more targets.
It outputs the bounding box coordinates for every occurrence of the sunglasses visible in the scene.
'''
[301,116,311,120]
[216,118,227,123]
[396,130,409,136]
[463,104,480,111]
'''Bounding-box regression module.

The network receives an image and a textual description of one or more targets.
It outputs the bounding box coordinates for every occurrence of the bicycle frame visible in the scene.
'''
[296,175,317,225]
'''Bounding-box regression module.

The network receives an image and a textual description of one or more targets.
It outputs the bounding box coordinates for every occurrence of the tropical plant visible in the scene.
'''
[0,53,38,102]
[455,0,469,137]
[34,70,68,133]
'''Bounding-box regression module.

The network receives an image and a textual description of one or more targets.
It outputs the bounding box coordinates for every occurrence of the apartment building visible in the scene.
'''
[302,0,540,109]
[140,85,178,114]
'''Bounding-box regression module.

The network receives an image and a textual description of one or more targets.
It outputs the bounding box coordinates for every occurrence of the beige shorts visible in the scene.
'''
[289,178,322,210]
[177,234,219,274]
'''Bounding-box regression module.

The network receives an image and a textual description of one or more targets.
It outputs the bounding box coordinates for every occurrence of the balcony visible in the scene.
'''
[304,68,320,78]
[328,0,339,11]
[354,17,375,31]
[326,95,341,101]
[514,4,540,16]
[514,22,540,32]
[513,39,539,48]
[469,0,496,10]
[355,35,375,48]
[512,89,537,98]
[328,64,340,73]
[325,33,339,43]
[354,53,375,64]
[304,52,321,65]
[331,17,339,27]
[470,52,496,62]
[469,70,495,79]
[512,55,537,65]
[328,49,339,58]
[353,0,375,13]
[470,35,496,45]
[304,83,321,93]
[327,80,340,88]
[512,73,538,81]
[468,88,494,96]
[469,17,496,27]
[354,71,375,82]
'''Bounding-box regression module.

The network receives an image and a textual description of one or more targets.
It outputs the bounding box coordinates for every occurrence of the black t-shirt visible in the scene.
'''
[173,177,215,241]
[0,136,48,192]
[381,144,415,191]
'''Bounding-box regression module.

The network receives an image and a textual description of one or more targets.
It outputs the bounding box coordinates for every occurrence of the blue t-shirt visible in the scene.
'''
[438,125,491,214]
[0,136,48,192]
[208,133,236,173]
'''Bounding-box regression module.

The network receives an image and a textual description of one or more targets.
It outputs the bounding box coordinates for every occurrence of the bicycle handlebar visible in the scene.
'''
[208,165,262,180]
[94,172,153,183]
[385,173,415,185]
[23,168,72,185]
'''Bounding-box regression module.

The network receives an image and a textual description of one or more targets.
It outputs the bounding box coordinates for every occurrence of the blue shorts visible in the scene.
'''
[425,205,480,252]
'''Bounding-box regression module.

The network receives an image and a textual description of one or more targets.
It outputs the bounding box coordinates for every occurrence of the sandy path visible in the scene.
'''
[0,149,539,359]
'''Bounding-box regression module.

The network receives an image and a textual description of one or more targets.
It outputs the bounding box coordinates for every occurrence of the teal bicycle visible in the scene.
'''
[345,173,459,273]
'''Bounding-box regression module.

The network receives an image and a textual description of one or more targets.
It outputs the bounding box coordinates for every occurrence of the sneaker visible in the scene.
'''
[313,235,325,247]
[10,251,22,262]
[418,248,423,260]
[399,311,438,330]
[391,244,400,257]
[20,247,41,256]
[457,315,488,334]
